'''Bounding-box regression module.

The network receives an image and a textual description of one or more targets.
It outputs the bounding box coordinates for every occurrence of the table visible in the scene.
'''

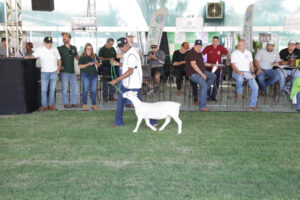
[0,58,40,114]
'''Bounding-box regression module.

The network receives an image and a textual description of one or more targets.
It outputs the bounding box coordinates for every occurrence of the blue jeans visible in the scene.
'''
[119,68,131,105]
[114,85,157,126]
[41,72,58,107]
[103,78,116,99]
[60,72,79,105]
[81,72,98,105]
[207,70,221,99]
[276,68,300,90]
[297,92,300,110]
[256,69,280,92]
[189,71,216,109]
[232,71,258,107]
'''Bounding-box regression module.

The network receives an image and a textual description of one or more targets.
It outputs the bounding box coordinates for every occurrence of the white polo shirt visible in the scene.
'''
[231,49,253,72]
[122,47,143,89]
[33,46,61,72]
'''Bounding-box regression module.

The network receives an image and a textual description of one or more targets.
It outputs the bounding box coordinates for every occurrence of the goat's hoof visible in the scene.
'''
[133,130,137,133]
[178,131,182,134]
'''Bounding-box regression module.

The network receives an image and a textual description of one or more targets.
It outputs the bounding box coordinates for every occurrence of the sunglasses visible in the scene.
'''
[151,46,157,49]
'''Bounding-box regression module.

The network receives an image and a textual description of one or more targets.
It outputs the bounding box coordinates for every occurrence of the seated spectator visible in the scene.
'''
[147,41,165,94]
[231,39,259,111]
[254,40,281,96]
[296,41,300,50]
[185,40,216,112]
[78,43,101,111]
[25,42,34,56]
[276,40,300,95]
[202,36,231,101]
[0,38,7,57]
[172,42,199,104]
[290,77,300,112]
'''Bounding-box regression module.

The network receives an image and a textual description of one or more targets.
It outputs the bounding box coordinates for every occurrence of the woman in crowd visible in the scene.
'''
[78,43,101,111]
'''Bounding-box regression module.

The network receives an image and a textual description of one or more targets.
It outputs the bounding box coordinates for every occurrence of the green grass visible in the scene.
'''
[0,111,300,200]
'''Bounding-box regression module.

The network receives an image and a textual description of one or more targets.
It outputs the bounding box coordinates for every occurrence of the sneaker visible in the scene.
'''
[82,105,88,111]
[249,106,259,111]
[297,109,300,112]
[64,104,72,108]
[147,88,154,95]
[283,88,291,94]
[176,90,181,96]
[40,106,47,112]
[71,104,81,107]
[154,87,160,94]
[279,90,286,96]
[200,107,211,112]
[48,105,57,111]
[91,105,99,110]
[194,100,199,105]
[125,104,133,108]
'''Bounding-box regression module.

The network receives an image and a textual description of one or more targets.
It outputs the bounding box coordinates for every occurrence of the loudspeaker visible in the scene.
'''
[31,0,54,11]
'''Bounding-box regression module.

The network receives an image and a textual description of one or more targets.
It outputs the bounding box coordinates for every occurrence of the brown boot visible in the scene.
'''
[64,104,72,108]
[71,104,81,107]
[91,105,99,110]
[200,107,211,112]
[194,100,199,106]
[249,106,259,111]
[237,94,243,99]
[82,105,87,111]
[48,105,57,111]
[40,106,47,112]
[176,90,181,96]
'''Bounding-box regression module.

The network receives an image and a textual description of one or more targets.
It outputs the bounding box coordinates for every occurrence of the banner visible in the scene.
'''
[145,8,168,54]
[242,4,254,52]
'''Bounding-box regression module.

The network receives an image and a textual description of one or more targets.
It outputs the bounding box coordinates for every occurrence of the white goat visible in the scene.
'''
[123,91,182,134]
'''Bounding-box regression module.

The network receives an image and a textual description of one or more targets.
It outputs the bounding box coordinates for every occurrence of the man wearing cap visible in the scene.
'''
[98,38,118,101]
[202,36,231,101]
[57,32,81,108]
[231,39,259,111]
[0,38,7,57]
[109,37,157,127]
[254,40,281,96]
[185,39,216,112]
[24,42,34,56]
[25,36,61,112]
[277,40,300,94]
[147,41,165,93]
[126,32,143,58]
[172,42,198,103]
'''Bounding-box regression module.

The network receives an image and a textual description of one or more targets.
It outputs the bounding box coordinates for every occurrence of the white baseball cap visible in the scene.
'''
[267,40,275,45]
[126,32,135,37]
[288,40,296,44]
[151,41,158,46]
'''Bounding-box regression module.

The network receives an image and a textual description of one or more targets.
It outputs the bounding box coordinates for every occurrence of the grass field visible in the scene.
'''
[0,111,300,200]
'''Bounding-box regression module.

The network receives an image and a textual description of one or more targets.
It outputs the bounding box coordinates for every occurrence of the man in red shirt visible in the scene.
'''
[202,36,231,101]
